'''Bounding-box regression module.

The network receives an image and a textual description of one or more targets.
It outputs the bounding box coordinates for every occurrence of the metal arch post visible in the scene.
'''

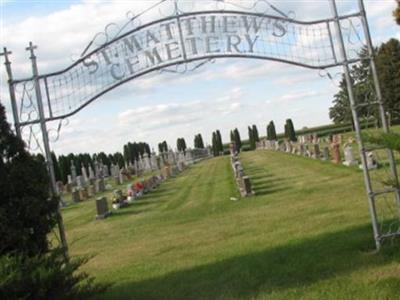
[357,0,400,210]
[0,47,22,138]
[329,0,381,250]
[26,42,69,259]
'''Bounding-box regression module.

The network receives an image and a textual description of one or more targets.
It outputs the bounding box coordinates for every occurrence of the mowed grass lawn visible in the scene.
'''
[62,151,400,300]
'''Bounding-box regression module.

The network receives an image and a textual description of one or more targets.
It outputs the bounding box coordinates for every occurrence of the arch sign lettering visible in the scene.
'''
[1,0,399,251]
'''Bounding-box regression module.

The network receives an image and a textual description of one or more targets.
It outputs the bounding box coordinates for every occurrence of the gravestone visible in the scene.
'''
[119,170,124,185]
[89,166,95,180]
[144,153,151,171]
[322,147,330,161]
[185,149,194,164]
[162,166,171,178]
[343,146,358,166]
[304,145,310,157]
[94,160,100,179]
[67,175,73,185]
[88,185,95,197]
[95,197,110,219]
[76,175,85,189]
[79,187,89,201]
[56,181,64,194]
[241,176,254,197]
[95,178,105,193]
[71,188,80,203]
[299,144,305,156]
[178,161,185,172]
[365,151,378,170]
[331,143,341,164]
[312,144,320,159]
[65,183,72,193]
[171,166,179,177]
[81,165,88,184]
[151,153,158,170]
[71,161,77,185]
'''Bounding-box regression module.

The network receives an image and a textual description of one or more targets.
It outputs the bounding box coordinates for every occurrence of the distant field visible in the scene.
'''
[62,151,400,300]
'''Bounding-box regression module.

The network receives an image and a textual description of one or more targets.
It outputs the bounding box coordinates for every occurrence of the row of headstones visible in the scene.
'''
[95,175,164,219]
[257,136,378,170]
[62,148,212,191]
[70,177,106,204]
[95,151,213,219]
[230,153,254,197]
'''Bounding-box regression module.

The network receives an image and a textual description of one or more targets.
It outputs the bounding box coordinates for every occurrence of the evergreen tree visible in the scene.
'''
[329,39,400,125]
[216,130,223,153]
[234,128,242,152]
[212,132,219,156]
[230,130,234,142]
[0,102,106,300]
[248,126,256,150]
[145,143,151,156]
[158,141,168,153]
[194,134,204,149]
[107,154,115,165]
[252,124,260,142]
[113,152,124,168]
[0,102,58,256]
[123,145,130,165]
[267,121,277,141]
[58,155,68,183]
[285,119,297,142]
[199,134,205,148]
[177,138,187,153]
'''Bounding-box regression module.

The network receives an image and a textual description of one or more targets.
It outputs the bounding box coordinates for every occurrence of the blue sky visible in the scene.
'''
[1,0,399,155]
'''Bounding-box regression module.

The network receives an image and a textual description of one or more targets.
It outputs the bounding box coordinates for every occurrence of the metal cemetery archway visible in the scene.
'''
[2,0,400,255]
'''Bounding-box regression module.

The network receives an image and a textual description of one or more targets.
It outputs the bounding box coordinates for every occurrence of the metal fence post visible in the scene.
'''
[329,0,381,250]
[26,42,69,259]
[0,47,22,138]
[357,0,400,209]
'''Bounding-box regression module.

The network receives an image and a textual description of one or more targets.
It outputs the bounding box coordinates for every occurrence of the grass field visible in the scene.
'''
[62,151,400,299]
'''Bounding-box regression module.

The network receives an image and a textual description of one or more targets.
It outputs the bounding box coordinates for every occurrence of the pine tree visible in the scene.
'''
[197,134,204,148]
[329,39,400,125]
[267,121,277,141]
[233,128,242,152]
[248,126,256,150]
[177,138,182,151]
[285,119,297,142]
[216,130,223,153]
[123,145,130,166]
[252,124,259,142]
[212,132,218,156]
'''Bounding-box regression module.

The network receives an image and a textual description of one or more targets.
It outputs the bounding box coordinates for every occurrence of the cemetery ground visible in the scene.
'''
[61,149,400,300]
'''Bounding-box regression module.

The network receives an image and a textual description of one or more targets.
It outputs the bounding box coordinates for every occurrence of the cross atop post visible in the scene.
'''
[25,41,38,59]
[0,47,12,64]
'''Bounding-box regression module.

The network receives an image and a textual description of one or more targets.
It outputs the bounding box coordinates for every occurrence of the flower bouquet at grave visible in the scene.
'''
[133,181,144,197]
[126,185,137,203]
[111,189,128,209]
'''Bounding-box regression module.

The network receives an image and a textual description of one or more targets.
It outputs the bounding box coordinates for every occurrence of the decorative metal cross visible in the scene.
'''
[25,41,38,58]
[0,47,12,64]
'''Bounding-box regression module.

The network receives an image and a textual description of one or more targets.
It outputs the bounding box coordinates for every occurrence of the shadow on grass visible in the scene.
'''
[99,224,400,300]
[255,186,290,196]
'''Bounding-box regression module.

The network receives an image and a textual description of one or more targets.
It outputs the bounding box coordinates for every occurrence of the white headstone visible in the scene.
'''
[343,146,358,166]
[81,165,88,183]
